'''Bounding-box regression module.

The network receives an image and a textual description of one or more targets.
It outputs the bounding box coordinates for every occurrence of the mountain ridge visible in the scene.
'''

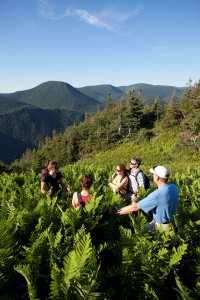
[0,80,186,111]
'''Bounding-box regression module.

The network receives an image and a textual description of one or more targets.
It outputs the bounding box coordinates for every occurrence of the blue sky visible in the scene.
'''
[1,0,200,92]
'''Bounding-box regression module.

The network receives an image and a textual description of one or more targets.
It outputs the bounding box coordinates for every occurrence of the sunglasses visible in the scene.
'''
[130,161,137,165]
[116,169,121,172]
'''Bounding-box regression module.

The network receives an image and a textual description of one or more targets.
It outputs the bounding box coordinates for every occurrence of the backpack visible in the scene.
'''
[135,170,150,190]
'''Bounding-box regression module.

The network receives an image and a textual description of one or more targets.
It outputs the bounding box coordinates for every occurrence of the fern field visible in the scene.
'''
[0,165,200,300]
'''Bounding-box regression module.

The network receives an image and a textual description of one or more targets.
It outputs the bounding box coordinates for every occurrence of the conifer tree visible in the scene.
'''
[161,93,183,128]
[180,79,200,151]
[124,90,144,137]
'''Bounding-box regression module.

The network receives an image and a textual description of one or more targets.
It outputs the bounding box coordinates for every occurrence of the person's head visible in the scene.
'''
[48,160,59,172]
[149,165,170,184]
[130,157,141,169]
[80,174,94,189]
[116,164,127,175]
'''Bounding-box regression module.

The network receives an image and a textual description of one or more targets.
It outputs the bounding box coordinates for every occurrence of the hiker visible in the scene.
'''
[72,174,94,208]
[117,166,179,232]
[109,164,129,201]
[40,160,70,196]
[128,157,146,203]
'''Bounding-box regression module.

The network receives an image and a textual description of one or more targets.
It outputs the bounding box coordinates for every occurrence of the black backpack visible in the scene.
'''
[135,170,150,190]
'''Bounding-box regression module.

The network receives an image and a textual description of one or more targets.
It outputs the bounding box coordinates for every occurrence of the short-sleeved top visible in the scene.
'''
[41,172,63,194]
[73,193,90,208]
[137,183,179,224]
[128,168,145,194]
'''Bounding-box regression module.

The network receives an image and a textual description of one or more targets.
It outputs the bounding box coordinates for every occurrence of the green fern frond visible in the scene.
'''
[15,264,38,300]
[174,273,193,300]
[144,283,160,300]
[169,244,188,268]
[50,263,62,299]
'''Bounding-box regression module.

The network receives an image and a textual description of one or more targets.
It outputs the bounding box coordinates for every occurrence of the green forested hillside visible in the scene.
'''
[0,107,85,164]
[10,80,199,174]
[0,95,33,114]
[76,129,200,174]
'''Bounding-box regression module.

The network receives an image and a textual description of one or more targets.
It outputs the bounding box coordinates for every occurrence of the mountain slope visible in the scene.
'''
[0,95,33,114]
[0,107,85,164]
[1,81,101,113]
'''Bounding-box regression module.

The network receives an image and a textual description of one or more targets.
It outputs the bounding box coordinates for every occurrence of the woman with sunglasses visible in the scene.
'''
[109,164,129,201]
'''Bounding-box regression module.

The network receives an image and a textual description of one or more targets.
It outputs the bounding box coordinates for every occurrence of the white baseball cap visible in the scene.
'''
[149,166,170,179]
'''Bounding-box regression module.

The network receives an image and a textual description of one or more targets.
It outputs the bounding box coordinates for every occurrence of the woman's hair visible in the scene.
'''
[117,164,127,175]
[48,160,59,170]
[80,174,94,189]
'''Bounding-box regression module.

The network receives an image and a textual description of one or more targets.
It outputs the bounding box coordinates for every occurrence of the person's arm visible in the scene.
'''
[40,181,53,196]
[40,181,46,194]
[115,177,129,192]
[72,192,79,208]
[131,194,138,203]
[108,173,118,190]
[117,203,140,215]
[109,181,118,190]
[60,178,71,192]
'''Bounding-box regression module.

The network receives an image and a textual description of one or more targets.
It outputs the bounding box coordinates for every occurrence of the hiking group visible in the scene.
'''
[40,157,179,233]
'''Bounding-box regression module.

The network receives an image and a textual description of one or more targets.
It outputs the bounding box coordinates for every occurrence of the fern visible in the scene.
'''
[50,226,101,299]
[174,273,193,300]
[14,264,38,300]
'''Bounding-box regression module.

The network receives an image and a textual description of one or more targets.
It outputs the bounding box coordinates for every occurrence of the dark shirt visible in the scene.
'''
[41,172,63,195]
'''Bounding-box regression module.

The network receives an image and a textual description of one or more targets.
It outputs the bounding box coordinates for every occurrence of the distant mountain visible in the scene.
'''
[119,83,186,104]
[1,81,101,113]
[78,83,186,105]
[77,84,124,104]
[0,107,84,164]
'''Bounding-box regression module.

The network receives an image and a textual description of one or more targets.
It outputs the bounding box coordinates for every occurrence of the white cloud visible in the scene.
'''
[38,0,145,32]
[38,0,54,18]
[153,46,170,57]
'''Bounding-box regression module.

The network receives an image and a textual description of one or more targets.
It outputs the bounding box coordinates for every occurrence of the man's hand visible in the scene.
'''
[117,203,140,215]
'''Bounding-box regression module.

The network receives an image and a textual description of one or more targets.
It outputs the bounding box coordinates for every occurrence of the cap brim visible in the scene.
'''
[149,168,156,174]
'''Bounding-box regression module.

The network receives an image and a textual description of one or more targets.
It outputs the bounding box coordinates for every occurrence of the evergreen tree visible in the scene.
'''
[180,79,200,151]
[161,93,183,128]
[125,90,144,138]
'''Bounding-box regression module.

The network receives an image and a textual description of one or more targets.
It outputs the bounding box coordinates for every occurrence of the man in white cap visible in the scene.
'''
[117,166,179,232]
